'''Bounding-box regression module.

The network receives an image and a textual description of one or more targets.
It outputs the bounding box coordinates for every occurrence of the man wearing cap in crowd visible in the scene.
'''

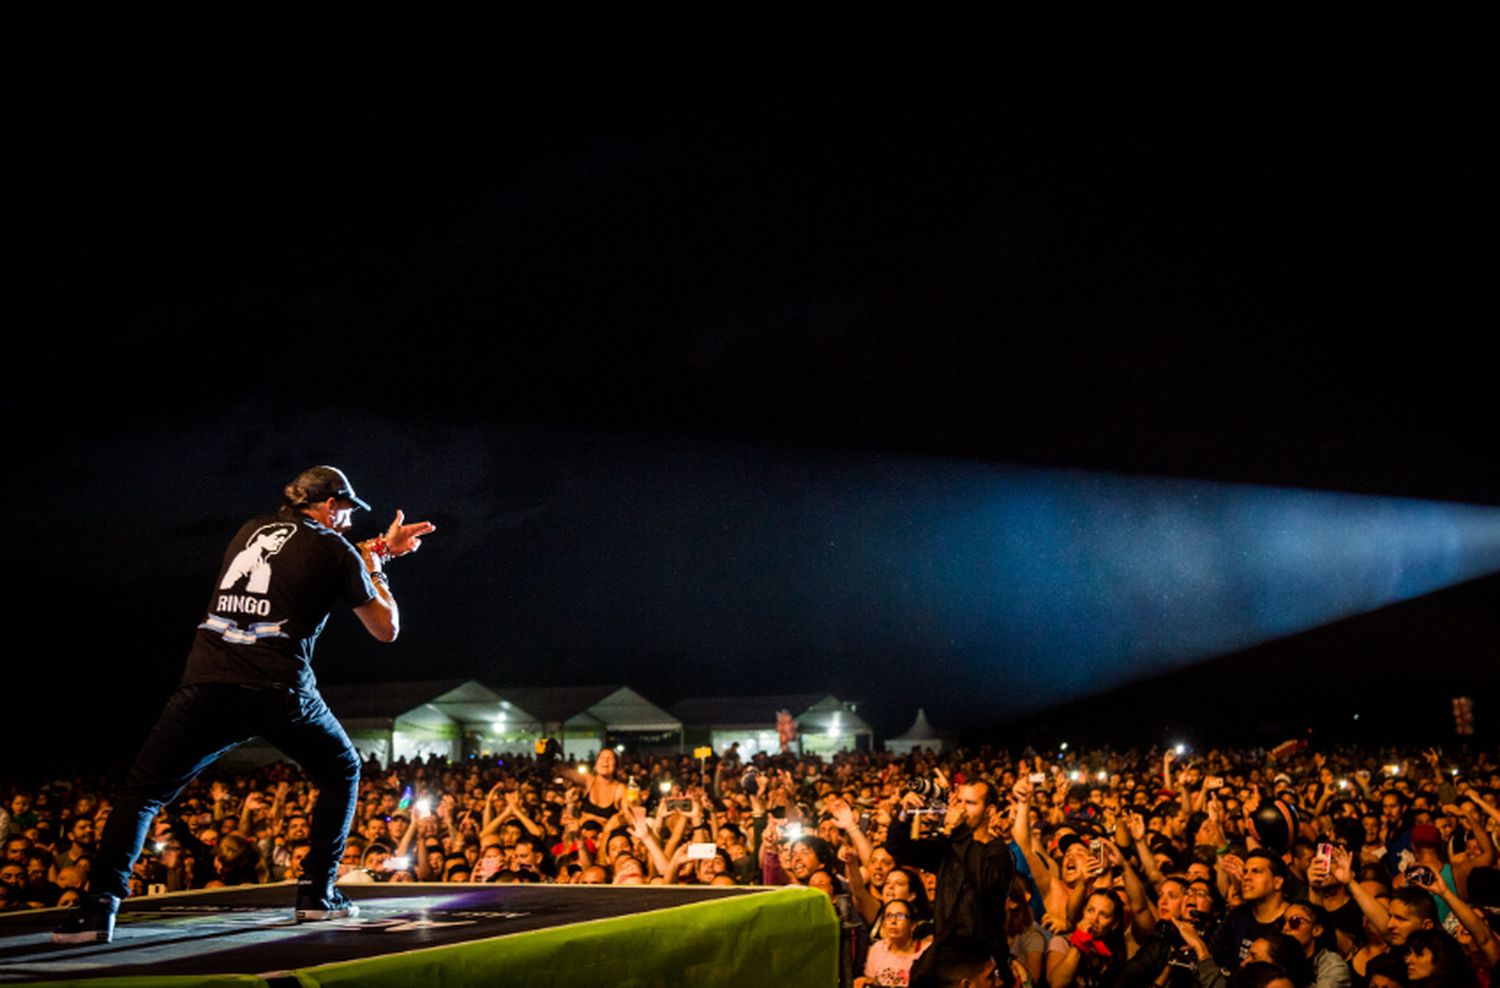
[54,466,435,943]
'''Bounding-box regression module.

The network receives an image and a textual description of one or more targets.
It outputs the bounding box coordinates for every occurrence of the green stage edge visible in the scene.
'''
[11,887,836,988]
[292,886,838,988]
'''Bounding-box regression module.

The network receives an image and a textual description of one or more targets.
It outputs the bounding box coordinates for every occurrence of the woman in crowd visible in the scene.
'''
[564,749,628,826]
[1047,889,1128,988]
[1401,930,1480,988]
[1009,876,1050,987]
[1363,955,1408,988]
[1281,901,1352,988]
[1247,933,1316,988]
[857,898,932,987]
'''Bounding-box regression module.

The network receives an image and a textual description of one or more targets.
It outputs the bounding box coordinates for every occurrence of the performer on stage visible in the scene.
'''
[54,466,435,943]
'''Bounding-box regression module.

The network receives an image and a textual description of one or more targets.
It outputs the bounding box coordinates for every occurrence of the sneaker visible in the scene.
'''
[52,893,120,944]
[295,882,359,922]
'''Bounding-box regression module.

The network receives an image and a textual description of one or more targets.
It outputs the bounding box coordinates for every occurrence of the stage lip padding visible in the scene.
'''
[289,884,837,988]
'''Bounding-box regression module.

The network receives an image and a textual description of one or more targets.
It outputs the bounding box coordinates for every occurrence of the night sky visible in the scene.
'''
[10,9,1496,771]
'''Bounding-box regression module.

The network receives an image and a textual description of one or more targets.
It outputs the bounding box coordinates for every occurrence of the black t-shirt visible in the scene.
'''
[1324,898,1365,941]
[181,513,376,691]
[1209,902,1289,967]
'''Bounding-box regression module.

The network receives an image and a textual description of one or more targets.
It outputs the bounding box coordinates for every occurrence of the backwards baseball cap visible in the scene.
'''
[285,465,371,511]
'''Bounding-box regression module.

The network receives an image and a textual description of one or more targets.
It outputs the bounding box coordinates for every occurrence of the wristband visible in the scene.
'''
[371,570,390,590]
[368,536,392,561]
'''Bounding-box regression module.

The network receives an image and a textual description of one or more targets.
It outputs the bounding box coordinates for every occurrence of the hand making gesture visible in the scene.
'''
[363,510,437,561]
[383,510,435,555]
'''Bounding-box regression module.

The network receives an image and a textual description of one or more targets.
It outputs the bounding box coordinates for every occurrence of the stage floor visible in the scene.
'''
[0,882,837,987]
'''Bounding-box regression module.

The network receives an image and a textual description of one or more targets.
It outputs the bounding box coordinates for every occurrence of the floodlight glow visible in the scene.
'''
[794,463,1500,718]
[615,744,626,753]
[1174,744,1186,755]
[455,437,1500,721]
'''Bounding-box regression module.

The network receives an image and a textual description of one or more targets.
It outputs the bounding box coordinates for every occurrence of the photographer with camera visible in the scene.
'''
[1122,877,1204,988]
[888,775,1015,980]
[1120,878,1229,988]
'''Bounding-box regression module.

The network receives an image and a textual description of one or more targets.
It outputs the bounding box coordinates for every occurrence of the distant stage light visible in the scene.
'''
[462,436,1500,722]
[840,465,1500,718]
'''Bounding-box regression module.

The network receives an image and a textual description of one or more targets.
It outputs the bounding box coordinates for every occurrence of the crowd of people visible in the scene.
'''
[4,741,1498,988]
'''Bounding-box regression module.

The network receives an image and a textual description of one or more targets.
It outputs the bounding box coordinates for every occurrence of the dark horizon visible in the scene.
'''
[8,9,1496,777]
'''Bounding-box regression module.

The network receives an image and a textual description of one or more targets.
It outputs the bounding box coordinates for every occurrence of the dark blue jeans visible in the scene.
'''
[93,683,360,900]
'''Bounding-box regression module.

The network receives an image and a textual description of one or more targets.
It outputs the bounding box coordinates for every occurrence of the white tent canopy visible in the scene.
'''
[884,707,953,755]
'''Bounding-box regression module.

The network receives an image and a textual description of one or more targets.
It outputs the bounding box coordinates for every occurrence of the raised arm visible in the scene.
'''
[1128,813,1166,889]
[828,799,873,867]
[842,843,883,925]
[1331,846,1390,933]
[630,811,671,880]
[1410,863,1500,967]
[1103,837,1154,943]
[353,510,436,642]
[481,783,506,833]
[1451,798,1497,893]
[506,791,544,838]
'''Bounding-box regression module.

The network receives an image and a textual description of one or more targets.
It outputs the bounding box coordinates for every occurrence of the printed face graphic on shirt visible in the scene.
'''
[220,523,296,594]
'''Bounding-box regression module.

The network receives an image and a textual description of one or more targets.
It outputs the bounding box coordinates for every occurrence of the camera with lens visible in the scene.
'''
[904,777,942,799]
[1158,917,1199,970]
[1166,943,1197,971]
[741,767,761,797]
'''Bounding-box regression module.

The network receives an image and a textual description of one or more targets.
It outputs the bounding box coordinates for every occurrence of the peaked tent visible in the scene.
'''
[496,685,682,758]
[883,708,953,755]
[319,679,544,765]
